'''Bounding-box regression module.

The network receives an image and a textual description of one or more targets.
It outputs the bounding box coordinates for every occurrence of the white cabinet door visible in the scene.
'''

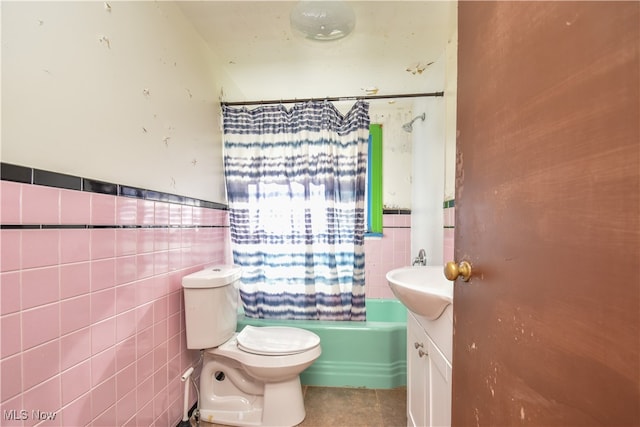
[426,337,452,427]
[407,313,429,427]
[408,313,452,427]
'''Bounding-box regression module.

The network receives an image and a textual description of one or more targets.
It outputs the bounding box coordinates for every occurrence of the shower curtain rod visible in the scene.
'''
[221,91,444,107]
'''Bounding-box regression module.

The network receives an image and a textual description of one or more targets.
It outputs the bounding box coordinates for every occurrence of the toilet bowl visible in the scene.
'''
[228,325,321,381]
[199,327,321,426]
[182,266,322,427]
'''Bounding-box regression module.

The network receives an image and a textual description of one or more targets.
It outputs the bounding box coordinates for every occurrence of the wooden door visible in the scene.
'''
[453,2,639,426]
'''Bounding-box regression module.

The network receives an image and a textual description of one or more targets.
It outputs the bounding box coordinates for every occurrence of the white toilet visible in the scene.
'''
[182,265,321,427]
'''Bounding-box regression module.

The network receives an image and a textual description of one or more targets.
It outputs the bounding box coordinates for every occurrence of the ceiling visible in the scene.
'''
[178,1,457,103]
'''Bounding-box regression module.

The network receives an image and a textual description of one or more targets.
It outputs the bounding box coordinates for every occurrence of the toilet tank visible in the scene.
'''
[182,265,243,349]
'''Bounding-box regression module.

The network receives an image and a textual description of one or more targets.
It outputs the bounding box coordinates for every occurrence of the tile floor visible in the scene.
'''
[195,386,407,427]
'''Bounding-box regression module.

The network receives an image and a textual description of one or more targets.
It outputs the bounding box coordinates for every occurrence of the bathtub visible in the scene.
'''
[236,299,407,389]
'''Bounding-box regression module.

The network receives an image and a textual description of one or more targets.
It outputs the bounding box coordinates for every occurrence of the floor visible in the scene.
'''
[195,386,407,427]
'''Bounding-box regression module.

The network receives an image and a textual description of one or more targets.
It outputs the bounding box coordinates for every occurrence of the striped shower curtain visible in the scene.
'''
[222,100,370,320]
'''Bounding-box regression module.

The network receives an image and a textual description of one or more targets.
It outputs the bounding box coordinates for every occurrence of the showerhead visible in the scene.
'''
[402,113,426,132]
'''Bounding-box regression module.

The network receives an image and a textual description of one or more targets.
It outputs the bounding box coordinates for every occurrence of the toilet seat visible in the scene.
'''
[237,325,320,356]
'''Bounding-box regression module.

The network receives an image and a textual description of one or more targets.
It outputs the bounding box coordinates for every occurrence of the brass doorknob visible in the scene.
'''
[444,261,472,282]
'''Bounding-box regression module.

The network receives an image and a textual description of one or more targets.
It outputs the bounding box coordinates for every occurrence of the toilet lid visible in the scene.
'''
[236,326,320,355]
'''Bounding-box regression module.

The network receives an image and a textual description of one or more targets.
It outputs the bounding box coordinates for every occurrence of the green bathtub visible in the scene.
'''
[236,299,407,389]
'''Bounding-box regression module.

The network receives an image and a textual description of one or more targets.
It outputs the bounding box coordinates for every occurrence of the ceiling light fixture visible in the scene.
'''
[290,1,355,42]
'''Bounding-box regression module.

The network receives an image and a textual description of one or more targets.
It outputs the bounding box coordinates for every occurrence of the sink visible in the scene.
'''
[385,266,453,320]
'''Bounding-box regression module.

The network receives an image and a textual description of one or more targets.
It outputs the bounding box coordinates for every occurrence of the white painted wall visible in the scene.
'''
[1,1,456,217]
[411,93,445,266]
[444,16,459,202]
[1,1,239,203]
[334,101,414,210]
[409,53,451,266]
[409,3,458,267]
[370,103,414,209]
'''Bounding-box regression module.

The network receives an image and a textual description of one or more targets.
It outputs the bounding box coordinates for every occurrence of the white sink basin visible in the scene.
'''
[386,266,453,320]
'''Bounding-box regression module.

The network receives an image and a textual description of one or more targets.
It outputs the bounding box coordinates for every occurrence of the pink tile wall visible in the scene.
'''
[364,214,411,299]
[0,182,230,426]
[364,207,456,299]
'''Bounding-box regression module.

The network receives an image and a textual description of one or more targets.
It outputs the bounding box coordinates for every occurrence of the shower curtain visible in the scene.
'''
[223,100,370,320]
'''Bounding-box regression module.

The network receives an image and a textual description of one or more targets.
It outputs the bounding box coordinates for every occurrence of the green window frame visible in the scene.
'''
[367,124,383,235]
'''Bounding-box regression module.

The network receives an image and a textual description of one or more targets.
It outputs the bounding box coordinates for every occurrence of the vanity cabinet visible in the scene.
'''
[406,311,452,427]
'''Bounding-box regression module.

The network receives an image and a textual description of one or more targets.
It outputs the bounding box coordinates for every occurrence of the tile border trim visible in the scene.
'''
[0,224,226,230]
[382,209,411,215]
[1,162,228,210]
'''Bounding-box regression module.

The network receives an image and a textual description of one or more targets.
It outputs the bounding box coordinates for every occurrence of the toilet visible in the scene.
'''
[182,265,321,427]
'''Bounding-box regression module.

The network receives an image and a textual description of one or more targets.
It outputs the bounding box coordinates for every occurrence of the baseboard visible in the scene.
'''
[301,359,406,389]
